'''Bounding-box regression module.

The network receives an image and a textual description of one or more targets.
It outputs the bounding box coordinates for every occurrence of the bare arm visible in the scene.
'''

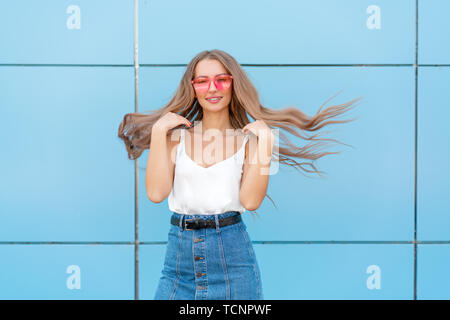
[239,132,274,211]
[145,127,176,203]
[145,112,190,203]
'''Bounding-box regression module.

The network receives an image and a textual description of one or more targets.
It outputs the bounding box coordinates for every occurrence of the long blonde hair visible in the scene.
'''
[118,49,363,214]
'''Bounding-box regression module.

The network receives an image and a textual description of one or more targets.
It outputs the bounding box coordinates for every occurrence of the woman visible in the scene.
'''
[118,49,363,300]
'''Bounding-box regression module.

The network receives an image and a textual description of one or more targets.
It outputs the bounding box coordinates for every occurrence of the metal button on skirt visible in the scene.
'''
[154,211,264,300]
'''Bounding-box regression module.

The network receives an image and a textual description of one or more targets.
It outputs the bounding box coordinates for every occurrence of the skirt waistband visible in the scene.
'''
[171,211,241,221]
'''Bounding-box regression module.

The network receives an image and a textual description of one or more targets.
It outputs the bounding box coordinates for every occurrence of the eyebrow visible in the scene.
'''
[195,73,228,78]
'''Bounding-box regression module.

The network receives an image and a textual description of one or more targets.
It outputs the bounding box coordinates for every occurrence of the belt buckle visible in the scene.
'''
[184,218,198,231]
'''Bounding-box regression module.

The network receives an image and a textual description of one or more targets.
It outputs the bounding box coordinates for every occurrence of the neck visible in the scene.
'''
[197,114,234,135]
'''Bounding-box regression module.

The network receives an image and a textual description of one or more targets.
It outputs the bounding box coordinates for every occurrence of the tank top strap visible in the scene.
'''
[178,128,186,157]
[242,134,249,150]
[238,133,250,162]
[243,133,249,144]
[180,127,185,142]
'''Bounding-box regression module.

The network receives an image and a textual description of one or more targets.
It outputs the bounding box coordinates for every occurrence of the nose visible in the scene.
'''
[208,80,217,92]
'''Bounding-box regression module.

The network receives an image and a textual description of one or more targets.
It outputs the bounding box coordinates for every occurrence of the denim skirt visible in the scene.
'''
[154,211,263,300]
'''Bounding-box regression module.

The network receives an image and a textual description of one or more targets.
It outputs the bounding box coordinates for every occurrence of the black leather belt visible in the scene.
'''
[171,213,242,230]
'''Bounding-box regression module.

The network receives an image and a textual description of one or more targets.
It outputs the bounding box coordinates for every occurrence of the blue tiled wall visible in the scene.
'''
[0,0,448,299]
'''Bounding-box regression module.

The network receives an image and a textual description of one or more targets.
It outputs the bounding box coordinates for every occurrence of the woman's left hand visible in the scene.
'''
[242,120,273,141]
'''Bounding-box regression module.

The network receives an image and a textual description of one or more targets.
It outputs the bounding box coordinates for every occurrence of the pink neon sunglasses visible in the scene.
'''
[191,74,233,93]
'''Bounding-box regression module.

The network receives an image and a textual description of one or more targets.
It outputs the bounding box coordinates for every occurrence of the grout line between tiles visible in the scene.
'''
[134,0,139,301]
[1,240,449,245]
[413,0,419,301]
[2,64,450,67]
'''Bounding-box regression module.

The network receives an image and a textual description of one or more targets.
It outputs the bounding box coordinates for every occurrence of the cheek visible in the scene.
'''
[196,92,208,100]
[223,89,232,101]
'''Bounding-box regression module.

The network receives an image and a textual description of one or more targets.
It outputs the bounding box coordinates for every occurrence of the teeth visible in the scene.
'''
[207,97,221,101]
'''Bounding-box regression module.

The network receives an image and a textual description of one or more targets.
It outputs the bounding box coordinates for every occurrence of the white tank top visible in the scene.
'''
[168,127,249,215]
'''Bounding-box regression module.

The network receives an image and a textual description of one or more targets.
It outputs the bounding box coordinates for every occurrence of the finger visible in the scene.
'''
[177,115,191,127]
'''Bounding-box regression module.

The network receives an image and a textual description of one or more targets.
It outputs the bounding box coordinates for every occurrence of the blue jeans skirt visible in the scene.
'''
[154,211,264,300]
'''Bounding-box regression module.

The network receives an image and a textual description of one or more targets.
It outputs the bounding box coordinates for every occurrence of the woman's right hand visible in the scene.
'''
[153,112,192,133]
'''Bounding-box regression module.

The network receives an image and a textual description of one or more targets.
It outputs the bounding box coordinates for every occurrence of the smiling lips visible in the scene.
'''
[206,96,222,103]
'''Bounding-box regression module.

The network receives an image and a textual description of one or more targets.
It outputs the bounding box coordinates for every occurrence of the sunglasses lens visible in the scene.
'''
[192,79,209,91]
[215,76,232,90]
[192,75,232,92]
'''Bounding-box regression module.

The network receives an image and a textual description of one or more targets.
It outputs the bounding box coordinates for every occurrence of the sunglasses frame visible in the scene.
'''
[191,74,233,92]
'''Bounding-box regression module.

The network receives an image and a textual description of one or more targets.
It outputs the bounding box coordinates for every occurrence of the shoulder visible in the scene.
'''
[167,128,183,147]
